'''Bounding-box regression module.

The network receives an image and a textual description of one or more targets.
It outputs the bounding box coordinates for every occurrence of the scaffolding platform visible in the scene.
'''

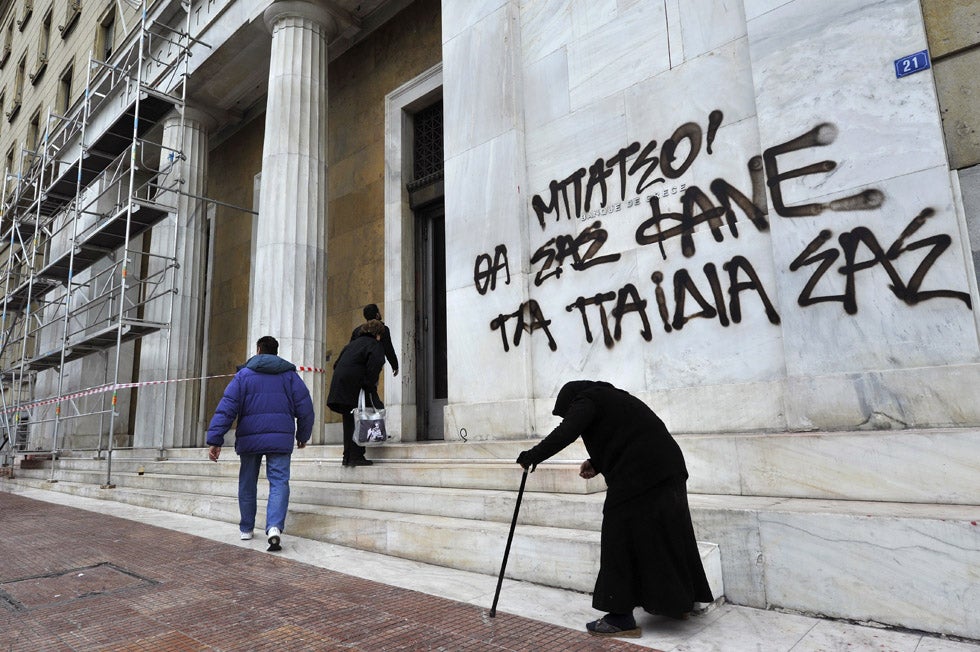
[1,278,63,313]
[37,199,170,283]
[9,93,176,219]
[12,322,164,374]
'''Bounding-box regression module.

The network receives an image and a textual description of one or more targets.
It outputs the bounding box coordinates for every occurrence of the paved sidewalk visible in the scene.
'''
[0,490,642,651]
[2,487,979,652]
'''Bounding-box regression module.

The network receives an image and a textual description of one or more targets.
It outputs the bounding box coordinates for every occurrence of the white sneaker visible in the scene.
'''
[240,531,253,540]
[267,527,281,547]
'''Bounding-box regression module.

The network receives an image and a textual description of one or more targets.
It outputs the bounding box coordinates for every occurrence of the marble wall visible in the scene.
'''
[440,0,980,438]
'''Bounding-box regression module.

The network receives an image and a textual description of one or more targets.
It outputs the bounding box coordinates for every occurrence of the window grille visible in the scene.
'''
[410,100,443,188]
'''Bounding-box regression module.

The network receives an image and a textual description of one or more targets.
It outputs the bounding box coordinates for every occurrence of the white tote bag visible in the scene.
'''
[352,389,389,446]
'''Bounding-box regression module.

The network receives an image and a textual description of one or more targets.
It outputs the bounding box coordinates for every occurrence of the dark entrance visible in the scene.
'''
[408,100,446,440]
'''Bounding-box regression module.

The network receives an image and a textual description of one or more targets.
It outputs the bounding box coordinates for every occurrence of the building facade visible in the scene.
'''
[1,0,976,449]
[1,0,978,639]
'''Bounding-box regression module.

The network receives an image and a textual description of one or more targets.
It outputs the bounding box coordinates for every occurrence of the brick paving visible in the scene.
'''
[0,493,653,651]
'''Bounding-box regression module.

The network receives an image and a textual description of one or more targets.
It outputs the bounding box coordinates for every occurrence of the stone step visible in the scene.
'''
[687,494,980,641]
[38,456,606,494]
[14,464,607,528]
[77,426,980,504]
[0,474,722,597]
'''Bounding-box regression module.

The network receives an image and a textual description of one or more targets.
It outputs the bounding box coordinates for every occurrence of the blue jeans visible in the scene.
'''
[238,452,291,535]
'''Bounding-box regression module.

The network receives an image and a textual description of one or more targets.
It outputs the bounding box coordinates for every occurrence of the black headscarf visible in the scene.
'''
[552,380,615,417]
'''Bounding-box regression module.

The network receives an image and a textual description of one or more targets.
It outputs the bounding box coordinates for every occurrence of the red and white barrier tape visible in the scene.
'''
[1,364,326,416]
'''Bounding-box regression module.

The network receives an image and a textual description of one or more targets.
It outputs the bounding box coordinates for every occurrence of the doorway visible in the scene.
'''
[415,202,447,440]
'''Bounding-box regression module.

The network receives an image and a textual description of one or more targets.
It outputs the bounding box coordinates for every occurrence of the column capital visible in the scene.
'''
[181,105,218,132]
[163,105,218,132]
[263,0,338,38]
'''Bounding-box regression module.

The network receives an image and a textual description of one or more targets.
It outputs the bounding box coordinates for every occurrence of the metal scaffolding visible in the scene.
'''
[0,0,196,482]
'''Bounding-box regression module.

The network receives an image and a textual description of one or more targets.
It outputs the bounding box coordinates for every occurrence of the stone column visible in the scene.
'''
[250,1,335,441]
[133,107,211,450]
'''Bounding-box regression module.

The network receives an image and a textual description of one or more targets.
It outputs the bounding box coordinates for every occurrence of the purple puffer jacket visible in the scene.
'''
[206,354,315,455]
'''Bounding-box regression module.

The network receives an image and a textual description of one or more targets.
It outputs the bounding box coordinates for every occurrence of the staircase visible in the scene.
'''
[0,440,723,600]
[3,429,979,641]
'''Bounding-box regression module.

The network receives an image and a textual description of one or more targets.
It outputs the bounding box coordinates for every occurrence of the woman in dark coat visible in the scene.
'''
[327,319,385,466]
[516,380,713,638]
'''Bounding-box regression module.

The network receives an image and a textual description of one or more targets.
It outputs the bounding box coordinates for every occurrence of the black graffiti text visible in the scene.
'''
[531,111,724,228]
[635,157,769,260]
[565,283,653,348]
[558,256,779,350]
[650,256,781,332]
[790,208,972,313]
[529,221,621,286]
[489,299,558,352]
[763,123,885,218]
[474,244,511,295]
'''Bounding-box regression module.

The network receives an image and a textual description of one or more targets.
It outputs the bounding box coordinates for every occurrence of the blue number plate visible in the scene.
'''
[894,50,931,78]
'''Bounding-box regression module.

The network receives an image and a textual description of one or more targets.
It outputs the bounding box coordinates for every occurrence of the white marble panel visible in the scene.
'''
[504,530,601,591]
[783,364,980,432]
[443,3,523,160]
[961,166,980,253]
[566,0,670,111]
[442,0,509,44]
[678,0,747,61]
[688,497,778,607]
[519,0,572,66]
[569,0,617,38]
[771,166,979,376]
[444,398,536,442]
[742,0,791,22]
[524,92,627,195]
[655,378,786,434]
[522,47,571,130]
[626,38,758,142]
[446,279,537,401]
[759,511,980,640]
[748,0,947,201]
[521,117,776,401]
[445,130,529,294]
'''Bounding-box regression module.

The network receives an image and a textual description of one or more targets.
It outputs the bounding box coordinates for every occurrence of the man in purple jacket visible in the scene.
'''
[206,335,314,551]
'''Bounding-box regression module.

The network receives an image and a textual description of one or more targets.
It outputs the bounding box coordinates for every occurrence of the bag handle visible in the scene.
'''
[357,388,379,411]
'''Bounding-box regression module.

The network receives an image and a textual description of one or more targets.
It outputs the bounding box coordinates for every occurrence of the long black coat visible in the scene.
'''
[350,322,398,372]
[520,380,713,615]
[327,333,385,412]
[521,381,688,509]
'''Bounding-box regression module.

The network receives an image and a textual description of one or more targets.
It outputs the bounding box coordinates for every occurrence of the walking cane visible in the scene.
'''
[490,464,534,617]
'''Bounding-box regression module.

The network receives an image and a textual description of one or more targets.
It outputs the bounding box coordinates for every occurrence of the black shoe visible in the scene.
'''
[348,458,373,466]
[586,615,640,638]
[341,457,350,466]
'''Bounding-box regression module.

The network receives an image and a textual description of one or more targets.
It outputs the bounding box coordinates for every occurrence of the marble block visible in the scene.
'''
[443,2,523,160]
[677,0,748,61]
[759,509,980,640]
[566,0,670,111]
